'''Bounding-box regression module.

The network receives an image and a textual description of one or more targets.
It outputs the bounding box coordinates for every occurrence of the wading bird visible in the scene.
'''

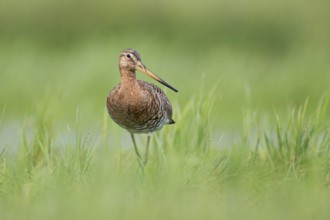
[106,49,178,167]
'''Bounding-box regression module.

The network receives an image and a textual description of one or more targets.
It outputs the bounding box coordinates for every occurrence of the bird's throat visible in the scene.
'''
[120,68,136,79]
[119,74,141,98]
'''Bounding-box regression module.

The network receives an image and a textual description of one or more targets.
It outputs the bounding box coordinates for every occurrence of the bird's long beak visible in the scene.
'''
[136,61,178,93]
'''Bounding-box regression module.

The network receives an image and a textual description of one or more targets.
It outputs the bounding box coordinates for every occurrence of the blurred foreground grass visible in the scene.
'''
[1,0,330,219]
[1,94,330,220]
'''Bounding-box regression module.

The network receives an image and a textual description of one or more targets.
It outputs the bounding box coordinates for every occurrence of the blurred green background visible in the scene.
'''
[1,1,330,219]
[0,0,329,128]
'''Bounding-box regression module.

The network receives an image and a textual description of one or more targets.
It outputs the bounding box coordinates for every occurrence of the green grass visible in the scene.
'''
[1,93,330,220]
[1,0,330,219]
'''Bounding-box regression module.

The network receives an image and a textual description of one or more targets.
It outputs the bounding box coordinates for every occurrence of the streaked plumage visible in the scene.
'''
[106,48,178,167]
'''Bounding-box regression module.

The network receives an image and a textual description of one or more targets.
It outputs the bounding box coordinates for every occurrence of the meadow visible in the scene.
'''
[1,0,330,219]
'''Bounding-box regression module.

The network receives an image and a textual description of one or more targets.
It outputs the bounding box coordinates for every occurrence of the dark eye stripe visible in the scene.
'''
[121,52,139,65]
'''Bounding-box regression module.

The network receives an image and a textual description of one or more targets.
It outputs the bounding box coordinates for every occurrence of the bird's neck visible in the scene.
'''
[120,68,139,90]
[120,68,136,80]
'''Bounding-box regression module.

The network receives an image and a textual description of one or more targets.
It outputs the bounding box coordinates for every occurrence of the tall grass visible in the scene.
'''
[1,0,330,218]
[1,93,330,220]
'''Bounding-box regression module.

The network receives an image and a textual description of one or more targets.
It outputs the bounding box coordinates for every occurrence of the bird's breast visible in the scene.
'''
[106,82,170,134]
[107,87,150,126]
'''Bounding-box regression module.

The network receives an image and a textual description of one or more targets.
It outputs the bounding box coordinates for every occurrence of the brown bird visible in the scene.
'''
[106,49,178,167]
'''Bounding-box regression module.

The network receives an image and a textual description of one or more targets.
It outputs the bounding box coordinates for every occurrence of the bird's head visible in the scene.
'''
[119,48,178,92]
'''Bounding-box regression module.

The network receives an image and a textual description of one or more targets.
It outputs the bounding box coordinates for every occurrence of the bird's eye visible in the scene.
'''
[126,54,131,58]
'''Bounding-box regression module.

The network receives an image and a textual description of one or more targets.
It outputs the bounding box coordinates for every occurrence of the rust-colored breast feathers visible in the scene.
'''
[107,81,173,134]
